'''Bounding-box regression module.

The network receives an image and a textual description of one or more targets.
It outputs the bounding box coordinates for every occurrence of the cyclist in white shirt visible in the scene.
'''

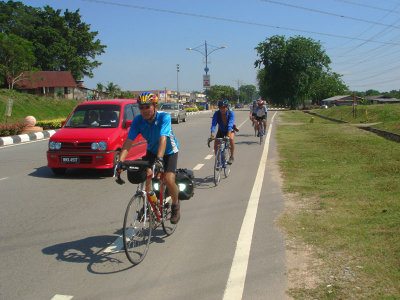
[249,100,258,128]
[253,100,267,136]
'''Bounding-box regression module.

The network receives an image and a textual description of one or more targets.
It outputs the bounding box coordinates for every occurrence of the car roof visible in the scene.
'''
[79,99,138,106]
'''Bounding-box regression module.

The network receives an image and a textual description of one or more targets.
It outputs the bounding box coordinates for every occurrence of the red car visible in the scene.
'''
[47,99,147,175]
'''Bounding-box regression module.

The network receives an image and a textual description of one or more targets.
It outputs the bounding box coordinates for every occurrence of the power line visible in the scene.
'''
[80,0,400,46]
[261,0,400,29]
[332,0,400,15]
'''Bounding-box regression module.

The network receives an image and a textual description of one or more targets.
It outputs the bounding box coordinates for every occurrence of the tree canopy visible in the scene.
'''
[0,1,106,82]
[0,33,36,89]
[207,85,237,104]
[238,84,258,103]
[255,35,346,108]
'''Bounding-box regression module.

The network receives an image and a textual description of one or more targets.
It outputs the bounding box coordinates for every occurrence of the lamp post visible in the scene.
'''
[176,64,180,103]
[186,41,226,103]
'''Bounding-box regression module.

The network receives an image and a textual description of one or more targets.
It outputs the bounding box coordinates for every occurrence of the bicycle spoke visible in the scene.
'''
[214,148,222,185]
[123,194,152,265]
[161,194,177,235]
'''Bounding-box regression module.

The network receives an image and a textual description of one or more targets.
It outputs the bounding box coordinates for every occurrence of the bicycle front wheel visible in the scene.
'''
[123,194,152,265]
[224,146,231,178]
[161,188,178,235]
[214,148,222,186]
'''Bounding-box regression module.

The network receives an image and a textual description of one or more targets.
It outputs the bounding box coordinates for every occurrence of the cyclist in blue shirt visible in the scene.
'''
[209,100,235,164]
[118,92,181,224]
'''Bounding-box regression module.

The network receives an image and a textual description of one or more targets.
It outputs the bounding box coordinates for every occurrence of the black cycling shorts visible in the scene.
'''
[255,115,266,120]
[216,129,229,138]
[143,150,178,173]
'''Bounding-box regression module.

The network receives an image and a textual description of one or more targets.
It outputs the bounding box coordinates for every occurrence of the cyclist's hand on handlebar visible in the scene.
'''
[207,136,214,148]
[154,157,164,177]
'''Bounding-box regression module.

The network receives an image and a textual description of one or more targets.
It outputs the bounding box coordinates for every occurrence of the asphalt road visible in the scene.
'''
[0,109,287,300]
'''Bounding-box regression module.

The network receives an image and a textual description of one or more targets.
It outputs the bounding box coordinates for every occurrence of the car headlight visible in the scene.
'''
[49,141,62,150]
[98,141,107,150]
[91,141,107,150]
[91,142,99,150]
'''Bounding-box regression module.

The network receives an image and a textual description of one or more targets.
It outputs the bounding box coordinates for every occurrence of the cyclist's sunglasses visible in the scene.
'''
[139,104,152,110]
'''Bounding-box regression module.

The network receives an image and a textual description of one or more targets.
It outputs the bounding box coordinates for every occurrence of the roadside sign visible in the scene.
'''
[203,75,210,88]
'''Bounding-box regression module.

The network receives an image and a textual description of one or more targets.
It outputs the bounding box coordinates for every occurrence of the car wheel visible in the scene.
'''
[52,168,66,175]
[176,117,180,124]
[183,115,186,122]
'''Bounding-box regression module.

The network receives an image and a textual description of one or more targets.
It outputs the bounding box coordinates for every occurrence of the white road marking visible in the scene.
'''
[237,118,248,129]
[223,112,277,300]
[103,236,124,253]
[51,295,73,300]
[0,177,8,181]
[193,163,204,170]
[204,154,213,160]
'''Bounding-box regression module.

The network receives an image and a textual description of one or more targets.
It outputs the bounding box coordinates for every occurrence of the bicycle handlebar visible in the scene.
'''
[114,160,155,185]
[207,136,230,148]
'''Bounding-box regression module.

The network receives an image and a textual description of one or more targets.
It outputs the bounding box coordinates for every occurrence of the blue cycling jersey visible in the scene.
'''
[127,112,179,155]
[211,109,235,133]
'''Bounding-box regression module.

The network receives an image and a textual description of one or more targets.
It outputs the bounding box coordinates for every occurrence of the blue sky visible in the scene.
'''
[20,0,400,93]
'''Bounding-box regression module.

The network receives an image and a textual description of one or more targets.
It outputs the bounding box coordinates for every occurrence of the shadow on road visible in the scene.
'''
[29,166,111,180]
[194,176,216,190]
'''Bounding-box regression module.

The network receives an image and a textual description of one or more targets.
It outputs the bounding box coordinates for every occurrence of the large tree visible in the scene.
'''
[255,35,332,109]
[310,71,348,105]
[0,1,106,80]
[0,33,36,89]
[239,84,258,103]
[208,85,237,104]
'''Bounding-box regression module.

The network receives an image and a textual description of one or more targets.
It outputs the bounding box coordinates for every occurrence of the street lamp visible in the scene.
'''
[186,41,226,103]
[176,64,180,103]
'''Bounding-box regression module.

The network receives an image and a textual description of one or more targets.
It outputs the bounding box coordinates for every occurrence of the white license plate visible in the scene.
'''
[61,156,80,164]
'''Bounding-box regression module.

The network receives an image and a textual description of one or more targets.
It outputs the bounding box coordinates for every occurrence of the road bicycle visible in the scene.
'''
[115,160,176,265]
[256,118,266,145]
[208,137,231,186]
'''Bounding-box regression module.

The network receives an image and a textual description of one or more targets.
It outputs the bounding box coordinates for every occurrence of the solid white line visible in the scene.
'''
[0,177,8,181]
[223,112,277,300]
[51,295,73,300]
[204,154,213,160]
[193,163,204,170]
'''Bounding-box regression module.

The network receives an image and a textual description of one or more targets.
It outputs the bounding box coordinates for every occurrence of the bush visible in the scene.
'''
[0,123,25,137]
[36,119,64,130]
[185,107,199,112]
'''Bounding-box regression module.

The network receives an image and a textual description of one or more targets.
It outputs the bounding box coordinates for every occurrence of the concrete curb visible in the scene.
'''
[0,130,57,147]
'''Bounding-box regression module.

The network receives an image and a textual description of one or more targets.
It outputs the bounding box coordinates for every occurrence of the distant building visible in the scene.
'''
[15,71,106,101]
[321,95,364,107]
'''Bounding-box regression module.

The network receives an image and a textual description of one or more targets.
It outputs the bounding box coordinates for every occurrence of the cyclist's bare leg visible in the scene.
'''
[164,172,178,205]
[145,168,153,192]
[229,132,235,158]
[214,139,220,156]
[263,119,267,132]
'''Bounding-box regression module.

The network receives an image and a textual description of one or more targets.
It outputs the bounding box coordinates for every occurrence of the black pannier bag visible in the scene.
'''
[127,164,147,184]
[151,168,194,200]
[175,168,194,200]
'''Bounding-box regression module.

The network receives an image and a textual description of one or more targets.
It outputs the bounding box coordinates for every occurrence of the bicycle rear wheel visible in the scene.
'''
[123,194,152,265]
[224,146,231,178]
[214,148,222,186]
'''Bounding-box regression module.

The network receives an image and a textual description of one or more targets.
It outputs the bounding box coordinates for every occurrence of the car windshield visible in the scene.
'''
[160,104,179,110]
[65,104,121,128]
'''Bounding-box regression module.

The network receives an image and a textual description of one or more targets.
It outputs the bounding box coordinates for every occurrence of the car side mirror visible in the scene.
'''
[125,120,133,129]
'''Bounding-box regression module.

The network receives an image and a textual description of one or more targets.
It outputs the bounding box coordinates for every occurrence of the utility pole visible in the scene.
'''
[233,80,243,104]
[176,64,180,103]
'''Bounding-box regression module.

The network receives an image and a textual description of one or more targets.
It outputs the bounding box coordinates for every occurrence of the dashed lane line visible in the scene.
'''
[205,154,213,160]
[0,177,8,181]
[51,295,73,300]
[193,163,204,171]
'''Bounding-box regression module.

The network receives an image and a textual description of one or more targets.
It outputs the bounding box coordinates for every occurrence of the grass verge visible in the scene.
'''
[312,103,400,135]
[276,111,400,299]
[0,89,80,123]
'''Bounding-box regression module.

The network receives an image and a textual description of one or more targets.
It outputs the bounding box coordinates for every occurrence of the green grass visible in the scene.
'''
[276,111,400,299]
[0,89,81,124]
[311,103,400,135]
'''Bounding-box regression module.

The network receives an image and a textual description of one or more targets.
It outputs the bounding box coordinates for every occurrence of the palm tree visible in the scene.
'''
[106,82,119,98]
